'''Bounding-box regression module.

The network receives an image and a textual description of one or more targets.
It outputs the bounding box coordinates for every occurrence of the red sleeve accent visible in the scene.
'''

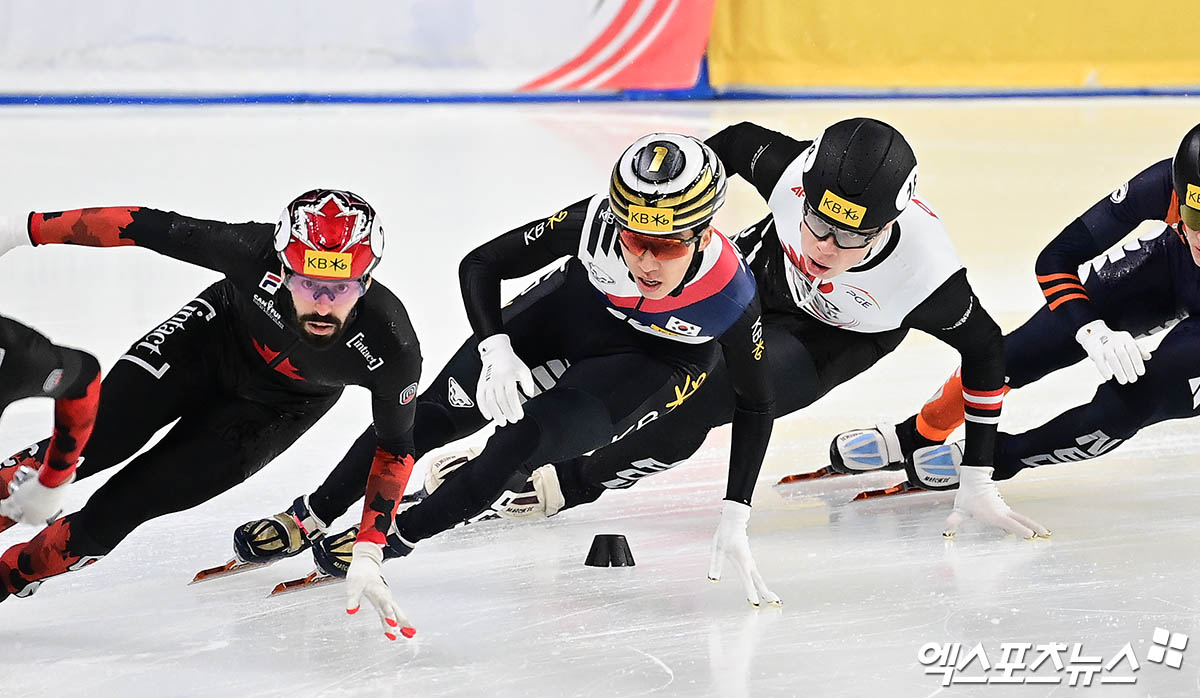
[1166,191,1182,226]
[30,207,139,247]
[1036,270,1090,311]
[356,448,415,545]
[39,370,101,488]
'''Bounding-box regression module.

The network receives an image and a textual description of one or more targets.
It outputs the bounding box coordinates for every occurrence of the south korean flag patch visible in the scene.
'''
[665,316,702,337]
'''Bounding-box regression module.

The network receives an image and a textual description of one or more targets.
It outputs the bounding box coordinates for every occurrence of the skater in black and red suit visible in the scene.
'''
[0,315,101,540]
[0,191,422,626]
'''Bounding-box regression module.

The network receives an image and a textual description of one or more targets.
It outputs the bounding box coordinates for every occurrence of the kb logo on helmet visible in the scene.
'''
[303,250,354,278]
[627,204,674,233]
[1187,183,1200,209]
[818,190,865,228]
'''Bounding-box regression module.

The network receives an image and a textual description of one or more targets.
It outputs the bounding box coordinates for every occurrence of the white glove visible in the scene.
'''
[345,542,415,641]
[944,466,1051,540]
[707,501,781,608]
[0,212,31,258]
[475,333,536,427]
[0,465,69,525]
[1075,319,1151,385]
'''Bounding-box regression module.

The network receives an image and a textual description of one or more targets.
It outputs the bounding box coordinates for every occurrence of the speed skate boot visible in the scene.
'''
[0,514,106,603]
[853,440,965,500]
[417,447,565,523]
[233,495,329,564]
[420,447,480,497]
[0,445,44,534]
[311,521,416,579]
[905,441,963,491]
[310,453,568,579]
[306,448,483,579]
[829,423,910,474]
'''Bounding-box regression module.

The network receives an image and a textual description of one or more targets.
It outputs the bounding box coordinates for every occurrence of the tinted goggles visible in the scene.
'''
[802,204,884,249]
[618,229,702,260]
[285,273,368,303]
[1180,203,1200,232]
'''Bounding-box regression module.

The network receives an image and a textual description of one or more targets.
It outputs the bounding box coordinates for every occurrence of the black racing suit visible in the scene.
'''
[304,193,774,546]
[547,122,1006,506]
[980,159,1200,476]
[0,315,102,501]
[0,207,420,595]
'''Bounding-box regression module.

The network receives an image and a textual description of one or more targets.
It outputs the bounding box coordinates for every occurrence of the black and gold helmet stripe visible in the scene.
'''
[608,132,727,235]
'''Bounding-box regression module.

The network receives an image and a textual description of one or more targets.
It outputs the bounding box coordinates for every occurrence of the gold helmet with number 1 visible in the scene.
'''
[609,133,727,235]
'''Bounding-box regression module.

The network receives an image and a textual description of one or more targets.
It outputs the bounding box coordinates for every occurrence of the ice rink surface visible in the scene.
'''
[0,99,1198,697]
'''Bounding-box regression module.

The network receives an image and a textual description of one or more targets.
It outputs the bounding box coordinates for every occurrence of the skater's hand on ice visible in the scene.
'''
[944,466,1050,540]
[345,542,415,641]
[476,333,535,427]
[0,465,68,525]
[1075,320,1150,385]
[708,501,781,608]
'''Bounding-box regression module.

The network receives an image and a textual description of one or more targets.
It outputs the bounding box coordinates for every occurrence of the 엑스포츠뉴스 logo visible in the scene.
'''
[919,627,1189,687]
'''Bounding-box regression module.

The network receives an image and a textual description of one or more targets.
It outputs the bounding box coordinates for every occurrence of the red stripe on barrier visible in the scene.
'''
[519,0,644,91]
[562,0,675,91]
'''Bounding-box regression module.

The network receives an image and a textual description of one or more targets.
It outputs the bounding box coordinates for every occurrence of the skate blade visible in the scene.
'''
[270,571,340,596]
[399,488,429,505]
[190,559,269,584]
[777,466,847,485]
[851,481,921,501]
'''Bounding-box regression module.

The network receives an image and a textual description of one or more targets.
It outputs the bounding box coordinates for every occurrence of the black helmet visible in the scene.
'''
[609,132,727,235]
[801,117,918,232]
[1173,123,1200,230]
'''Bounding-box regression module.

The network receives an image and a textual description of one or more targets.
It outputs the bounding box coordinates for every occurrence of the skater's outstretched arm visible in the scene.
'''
[1036,159,1175,383]
[5,206,277,278]
[706,121,809,201]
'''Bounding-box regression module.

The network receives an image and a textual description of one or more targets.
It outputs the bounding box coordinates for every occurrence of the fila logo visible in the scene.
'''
[1190,377,1200,409]
[448,377,474,409]
[259,272,283,294]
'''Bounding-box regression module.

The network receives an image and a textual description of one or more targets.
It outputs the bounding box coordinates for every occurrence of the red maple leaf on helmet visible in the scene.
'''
[304,196,360,251]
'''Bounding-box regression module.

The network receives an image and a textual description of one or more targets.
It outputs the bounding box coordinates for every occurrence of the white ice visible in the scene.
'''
[0,99,1198,697]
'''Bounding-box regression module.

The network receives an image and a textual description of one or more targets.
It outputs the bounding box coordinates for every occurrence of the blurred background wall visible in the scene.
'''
[1,0,1193,101]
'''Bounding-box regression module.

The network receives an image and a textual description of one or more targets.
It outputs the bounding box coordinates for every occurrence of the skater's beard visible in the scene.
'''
[295,312,347,348]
